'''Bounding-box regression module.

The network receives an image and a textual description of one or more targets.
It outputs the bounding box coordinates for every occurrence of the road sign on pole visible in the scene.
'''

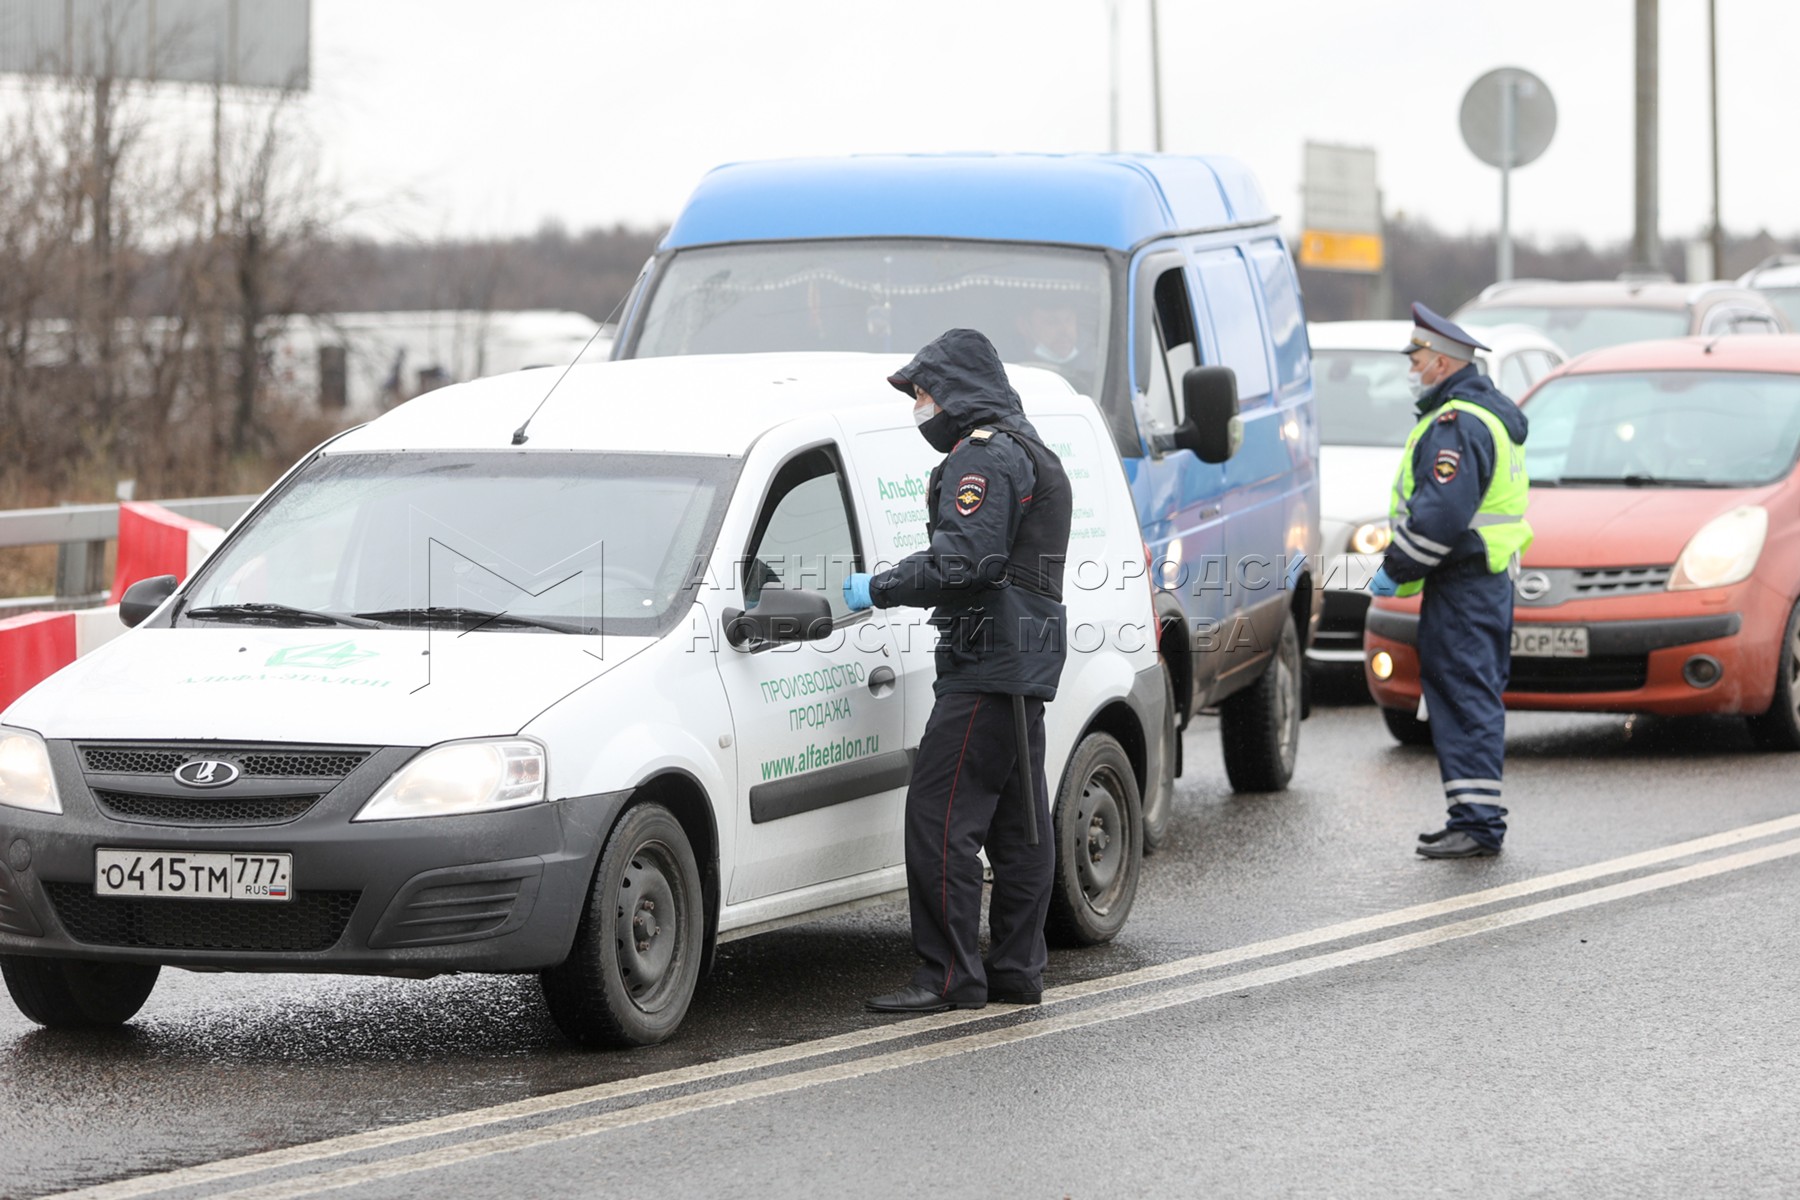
[1460,68,1556,283]
[1300,142,1383,274]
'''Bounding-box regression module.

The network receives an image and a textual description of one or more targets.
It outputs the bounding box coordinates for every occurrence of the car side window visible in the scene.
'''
[1496,352,1532,397]
[1192,249,1273,406]
[1140,314,1178,433]
[745,446,859,618]
[1700,306,1738,336]
[1732,312,1780,335]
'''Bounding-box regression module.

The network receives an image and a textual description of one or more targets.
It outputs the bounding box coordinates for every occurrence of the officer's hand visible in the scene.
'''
[1368,565,1401,597]
[843,573,875,611]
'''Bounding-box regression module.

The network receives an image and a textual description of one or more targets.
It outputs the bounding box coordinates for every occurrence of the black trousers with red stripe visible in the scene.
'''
[904,690,1055,1004]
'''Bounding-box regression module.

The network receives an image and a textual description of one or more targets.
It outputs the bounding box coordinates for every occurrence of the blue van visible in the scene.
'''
[612,153,1320,837]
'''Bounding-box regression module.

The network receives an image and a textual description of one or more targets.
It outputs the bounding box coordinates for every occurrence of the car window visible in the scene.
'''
[1310,349,1418,447]
[1524,350,1562,382]
[630,240,1111,402]
[1761,288,1800,327]
[1523,371,1800,487]
[1732,312,1781,335]
[745,447,860,619]
[1454,305,1689,356]
[183,451,737,636]
[1247,240,1310,398]
[1193,250,1272,405]
[1495,352,1532,398]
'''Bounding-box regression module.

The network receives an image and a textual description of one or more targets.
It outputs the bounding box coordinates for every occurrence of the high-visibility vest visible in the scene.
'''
[1389,398,1533,597]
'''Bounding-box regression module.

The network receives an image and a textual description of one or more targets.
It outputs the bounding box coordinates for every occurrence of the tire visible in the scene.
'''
[0,955,159,1028]
[1046,733,1143,947]
[1141,668,1178,851]
[1219,612,1302,792]
[1381,706,1434,747]
[1748,597,1800,751]
[541,802,704,1048]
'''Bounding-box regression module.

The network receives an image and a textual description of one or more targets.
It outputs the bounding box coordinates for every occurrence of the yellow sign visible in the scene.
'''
[1299,229,1385,273]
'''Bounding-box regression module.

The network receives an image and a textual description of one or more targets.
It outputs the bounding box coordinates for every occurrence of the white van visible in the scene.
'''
[0,353,1168,1046]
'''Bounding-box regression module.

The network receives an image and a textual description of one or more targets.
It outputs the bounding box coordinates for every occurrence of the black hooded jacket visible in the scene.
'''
[1382,362,1531,584]
[871,329,1074,700]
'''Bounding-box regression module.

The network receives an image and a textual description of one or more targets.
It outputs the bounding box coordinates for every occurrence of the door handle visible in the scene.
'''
[868,666,897,698]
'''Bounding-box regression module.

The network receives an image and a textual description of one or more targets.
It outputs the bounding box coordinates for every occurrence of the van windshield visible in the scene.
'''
[630,240,1112,399]
[181,451,738,636]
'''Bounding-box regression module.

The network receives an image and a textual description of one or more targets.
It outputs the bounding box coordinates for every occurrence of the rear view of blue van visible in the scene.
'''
[612,153,1320,838]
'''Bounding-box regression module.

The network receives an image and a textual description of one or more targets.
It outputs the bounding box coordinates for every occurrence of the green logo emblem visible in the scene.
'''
[265,640,378,669]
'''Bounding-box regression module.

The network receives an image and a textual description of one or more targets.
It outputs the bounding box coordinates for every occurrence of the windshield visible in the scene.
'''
[182,452,738,635]
[1761,288,1800,328]
[630,240,1112,398]
[1314,349,1430,446]
[1456,305,1688,356]
[1524,371,1800,487]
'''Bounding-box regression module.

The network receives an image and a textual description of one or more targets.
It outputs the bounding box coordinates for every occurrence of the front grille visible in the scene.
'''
[80,744,372,780]
[1571,566,1671,597]
[1509,655,1649,693]
[46,884,360,952]
[92,790,321,826]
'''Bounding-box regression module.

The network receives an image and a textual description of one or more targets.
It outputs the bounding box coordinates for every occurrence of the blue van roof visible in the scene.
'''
[661,153,1276,252]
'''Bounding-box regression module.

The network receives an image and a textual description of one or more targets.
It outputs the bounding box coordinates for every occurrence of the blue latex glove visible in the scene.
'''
[1368,565,1400,597]
[843,573,874,611]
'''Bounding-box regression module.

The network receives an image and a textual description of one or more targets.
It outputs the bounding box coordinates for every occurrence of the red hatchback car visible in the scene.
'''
[1366,336,1800,747]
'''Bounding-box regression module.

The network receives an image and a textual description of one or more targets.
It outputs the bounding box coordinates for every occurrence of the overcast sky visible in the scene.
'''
[251,0,1800,248]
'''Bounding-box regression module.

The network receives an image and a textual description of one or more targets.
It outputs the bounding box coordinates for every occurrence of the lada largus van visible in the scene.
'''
[0,354,1168,1047]
[612,153,1321,828]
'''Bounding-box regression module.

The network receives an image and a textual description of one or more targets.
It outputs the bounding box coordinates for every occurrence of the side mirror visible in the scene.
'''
[1175,365,1243,463]
[721,589,835,649]
[119,575,179,628]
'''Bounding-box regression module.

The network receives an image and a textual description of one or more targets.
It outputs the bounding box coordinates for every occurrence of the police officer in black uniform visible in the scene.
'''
[842,327,1073,1013]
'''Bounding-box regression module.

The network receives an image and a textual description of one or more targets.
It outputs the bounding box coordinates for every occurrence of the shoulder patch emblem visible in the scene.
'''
[1436,409,1458,423]
[967,429,995,443]
[1433,449,1461,484]
[955,473,988,516]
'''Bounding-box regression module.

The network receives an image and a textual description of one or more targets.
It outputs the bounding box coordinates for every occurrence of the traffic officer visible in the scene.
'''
[1369,304,1533,858]
[842,327,1073,1012]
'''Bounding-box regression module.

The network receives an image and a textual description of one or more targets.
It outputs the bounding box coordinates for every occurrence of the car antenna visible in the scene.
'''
[511,299,627,445]
[1702,336,1725,355]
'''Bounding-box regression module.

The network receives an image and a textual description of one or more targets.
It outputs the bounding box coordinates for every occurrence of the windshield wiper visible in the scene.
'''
[1547,474,1725,488]
[183,603,380,629]
[351,606,598,635]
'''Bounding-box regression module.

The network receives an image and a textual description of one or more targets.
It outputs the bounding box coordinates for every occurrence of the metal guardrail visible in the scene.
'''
[0,495,257,615]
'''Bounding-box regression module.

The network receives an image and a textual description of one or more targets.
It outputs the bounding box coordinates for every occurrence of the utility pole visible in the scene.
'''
[1107,0,1120,152]
[1149,0,1164,153]
[1630,0,1661,274]
[1708,0,1725,277]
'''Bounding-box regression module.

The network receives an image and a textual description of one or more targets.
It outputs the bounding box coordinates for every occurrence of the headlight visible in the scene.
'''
[353,738,546,822]
[0,727,61,815]
[1669,506,1768,591]
[1349,519,1392,555]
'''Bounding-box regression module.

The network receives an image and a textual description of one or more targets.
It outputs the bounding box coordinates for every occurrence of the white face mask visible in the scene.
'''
[1033,343,1079,365]
[1406,369,1427,399]
[912,400,940,427]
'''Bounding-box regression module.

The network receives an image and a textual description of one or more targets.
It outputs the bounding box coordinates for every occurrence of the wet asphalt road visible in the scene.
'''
[5,677,1799,1199]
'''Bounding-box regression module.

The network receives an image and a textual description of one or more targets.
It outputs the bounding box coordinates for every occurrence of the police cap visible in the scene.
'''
[1397,302,1490,362]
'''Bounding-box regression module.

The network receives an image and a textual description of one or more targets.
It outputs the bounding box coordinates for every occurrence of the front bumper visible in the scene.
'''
[1307,552,1381,665]
[0,741,625,974]
[1363,580,1783,715]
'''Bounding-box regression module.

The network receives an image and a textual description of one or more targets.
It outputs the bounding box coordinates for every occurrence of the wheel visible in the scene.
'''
[1219,612,1302,792]
[0,955,159,1028]
[1141,668,1177,851]
[1046,732,1142,947]
[540,802,704,1047]
[1748,597,1800,750]
[1381,705,1434,747]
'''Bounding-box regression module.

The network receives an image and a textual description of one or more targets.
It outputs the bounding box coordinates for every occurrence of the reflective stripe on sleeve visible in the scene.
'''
[1390,526,1443,567]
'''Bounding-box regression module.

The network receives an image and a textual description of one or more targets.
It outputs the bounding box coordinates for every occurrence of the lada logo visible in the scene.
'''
[1515,571,1553,602]
[174,759,241,788]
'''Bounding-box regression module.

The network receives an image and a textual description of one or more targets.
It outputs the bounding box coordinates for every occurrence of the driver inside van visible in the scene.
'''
[1014,295,1096,397]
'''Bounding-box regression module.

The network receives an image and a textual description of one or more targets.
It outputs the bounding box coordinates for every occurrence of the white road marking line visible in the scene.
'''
[204,835,1800,1200]
[48,810,1800,1200]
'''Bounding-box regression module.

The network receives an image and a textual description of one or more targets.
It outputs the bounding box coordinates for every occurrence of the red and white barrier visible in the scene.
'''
[1,502,222,713]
